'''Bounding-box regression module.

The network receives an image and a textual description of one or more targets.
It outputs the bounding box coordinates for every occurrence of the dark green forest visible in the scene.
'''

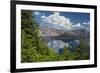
[21,10,90,63]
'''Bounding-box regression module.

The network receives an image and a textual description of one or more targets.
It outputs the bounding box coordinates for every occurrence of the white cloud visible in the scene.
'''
[75,23,81,27]
[83,21,90,25]
[41,15,46,19]
[42,12,72,27]
[34,11,41,16]
[40,12,85,31]
[72,23,84,29]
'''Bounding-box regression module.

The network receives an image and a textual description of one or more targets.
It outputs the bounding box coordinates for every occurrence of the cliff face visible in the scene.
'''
[39,26,89,41]
[40,26,64,37]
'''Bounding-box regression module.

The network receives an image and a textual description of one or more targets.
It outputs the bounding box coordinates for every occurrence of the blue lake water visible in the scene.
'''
[47,39,80,53]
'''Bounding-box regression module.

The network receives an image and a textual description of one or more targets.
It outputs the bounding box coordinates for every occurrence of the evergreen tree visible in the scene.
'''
[63,46,70,60]
[21,10,39,49]
[21,10,58,62]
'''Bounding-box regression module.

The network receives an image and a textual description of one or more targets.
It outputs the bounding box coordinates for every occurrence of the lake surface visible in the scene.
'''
[47,39,80,53]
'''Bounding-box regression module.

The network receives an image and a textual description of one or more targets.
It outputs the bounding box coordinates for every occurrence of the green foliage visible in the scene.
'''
[63,46,71,60]
[21,10,58,62]
[61,46,76,60]
[73,39,90,60]
[21,48,37,62]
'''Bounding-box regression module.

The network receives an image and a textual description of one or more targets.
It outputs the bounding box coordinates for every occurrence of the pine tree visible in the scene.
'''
[21,10,38,49]
[21,10,57,62]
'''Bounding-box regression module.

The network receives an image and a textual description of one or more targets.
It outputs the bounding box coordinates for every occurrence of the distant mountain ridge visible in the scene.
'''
[39,25,90,53]
[39,26,89,40]
[40,26,64,37]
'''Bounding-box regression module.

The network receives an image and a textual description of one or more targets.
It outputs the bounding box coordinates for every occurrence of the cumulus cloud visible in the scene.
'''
[83,21,90,25]
[40,12,85,31]
[42,12,72,27]
[34,11,41,16]
[72,23,84,29]
[75,23,81,27]
[41,15,46,19]
[82,21,90,31]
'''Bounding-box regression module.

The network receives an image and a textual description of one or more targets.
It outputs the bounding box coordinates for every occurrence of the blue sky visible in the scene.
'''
[60,12,90,25]
[32,10,90,31]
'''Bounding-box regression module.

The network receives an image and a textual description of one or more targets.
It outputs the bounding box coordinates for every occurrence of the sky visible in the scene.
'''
[32,10,90,31]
